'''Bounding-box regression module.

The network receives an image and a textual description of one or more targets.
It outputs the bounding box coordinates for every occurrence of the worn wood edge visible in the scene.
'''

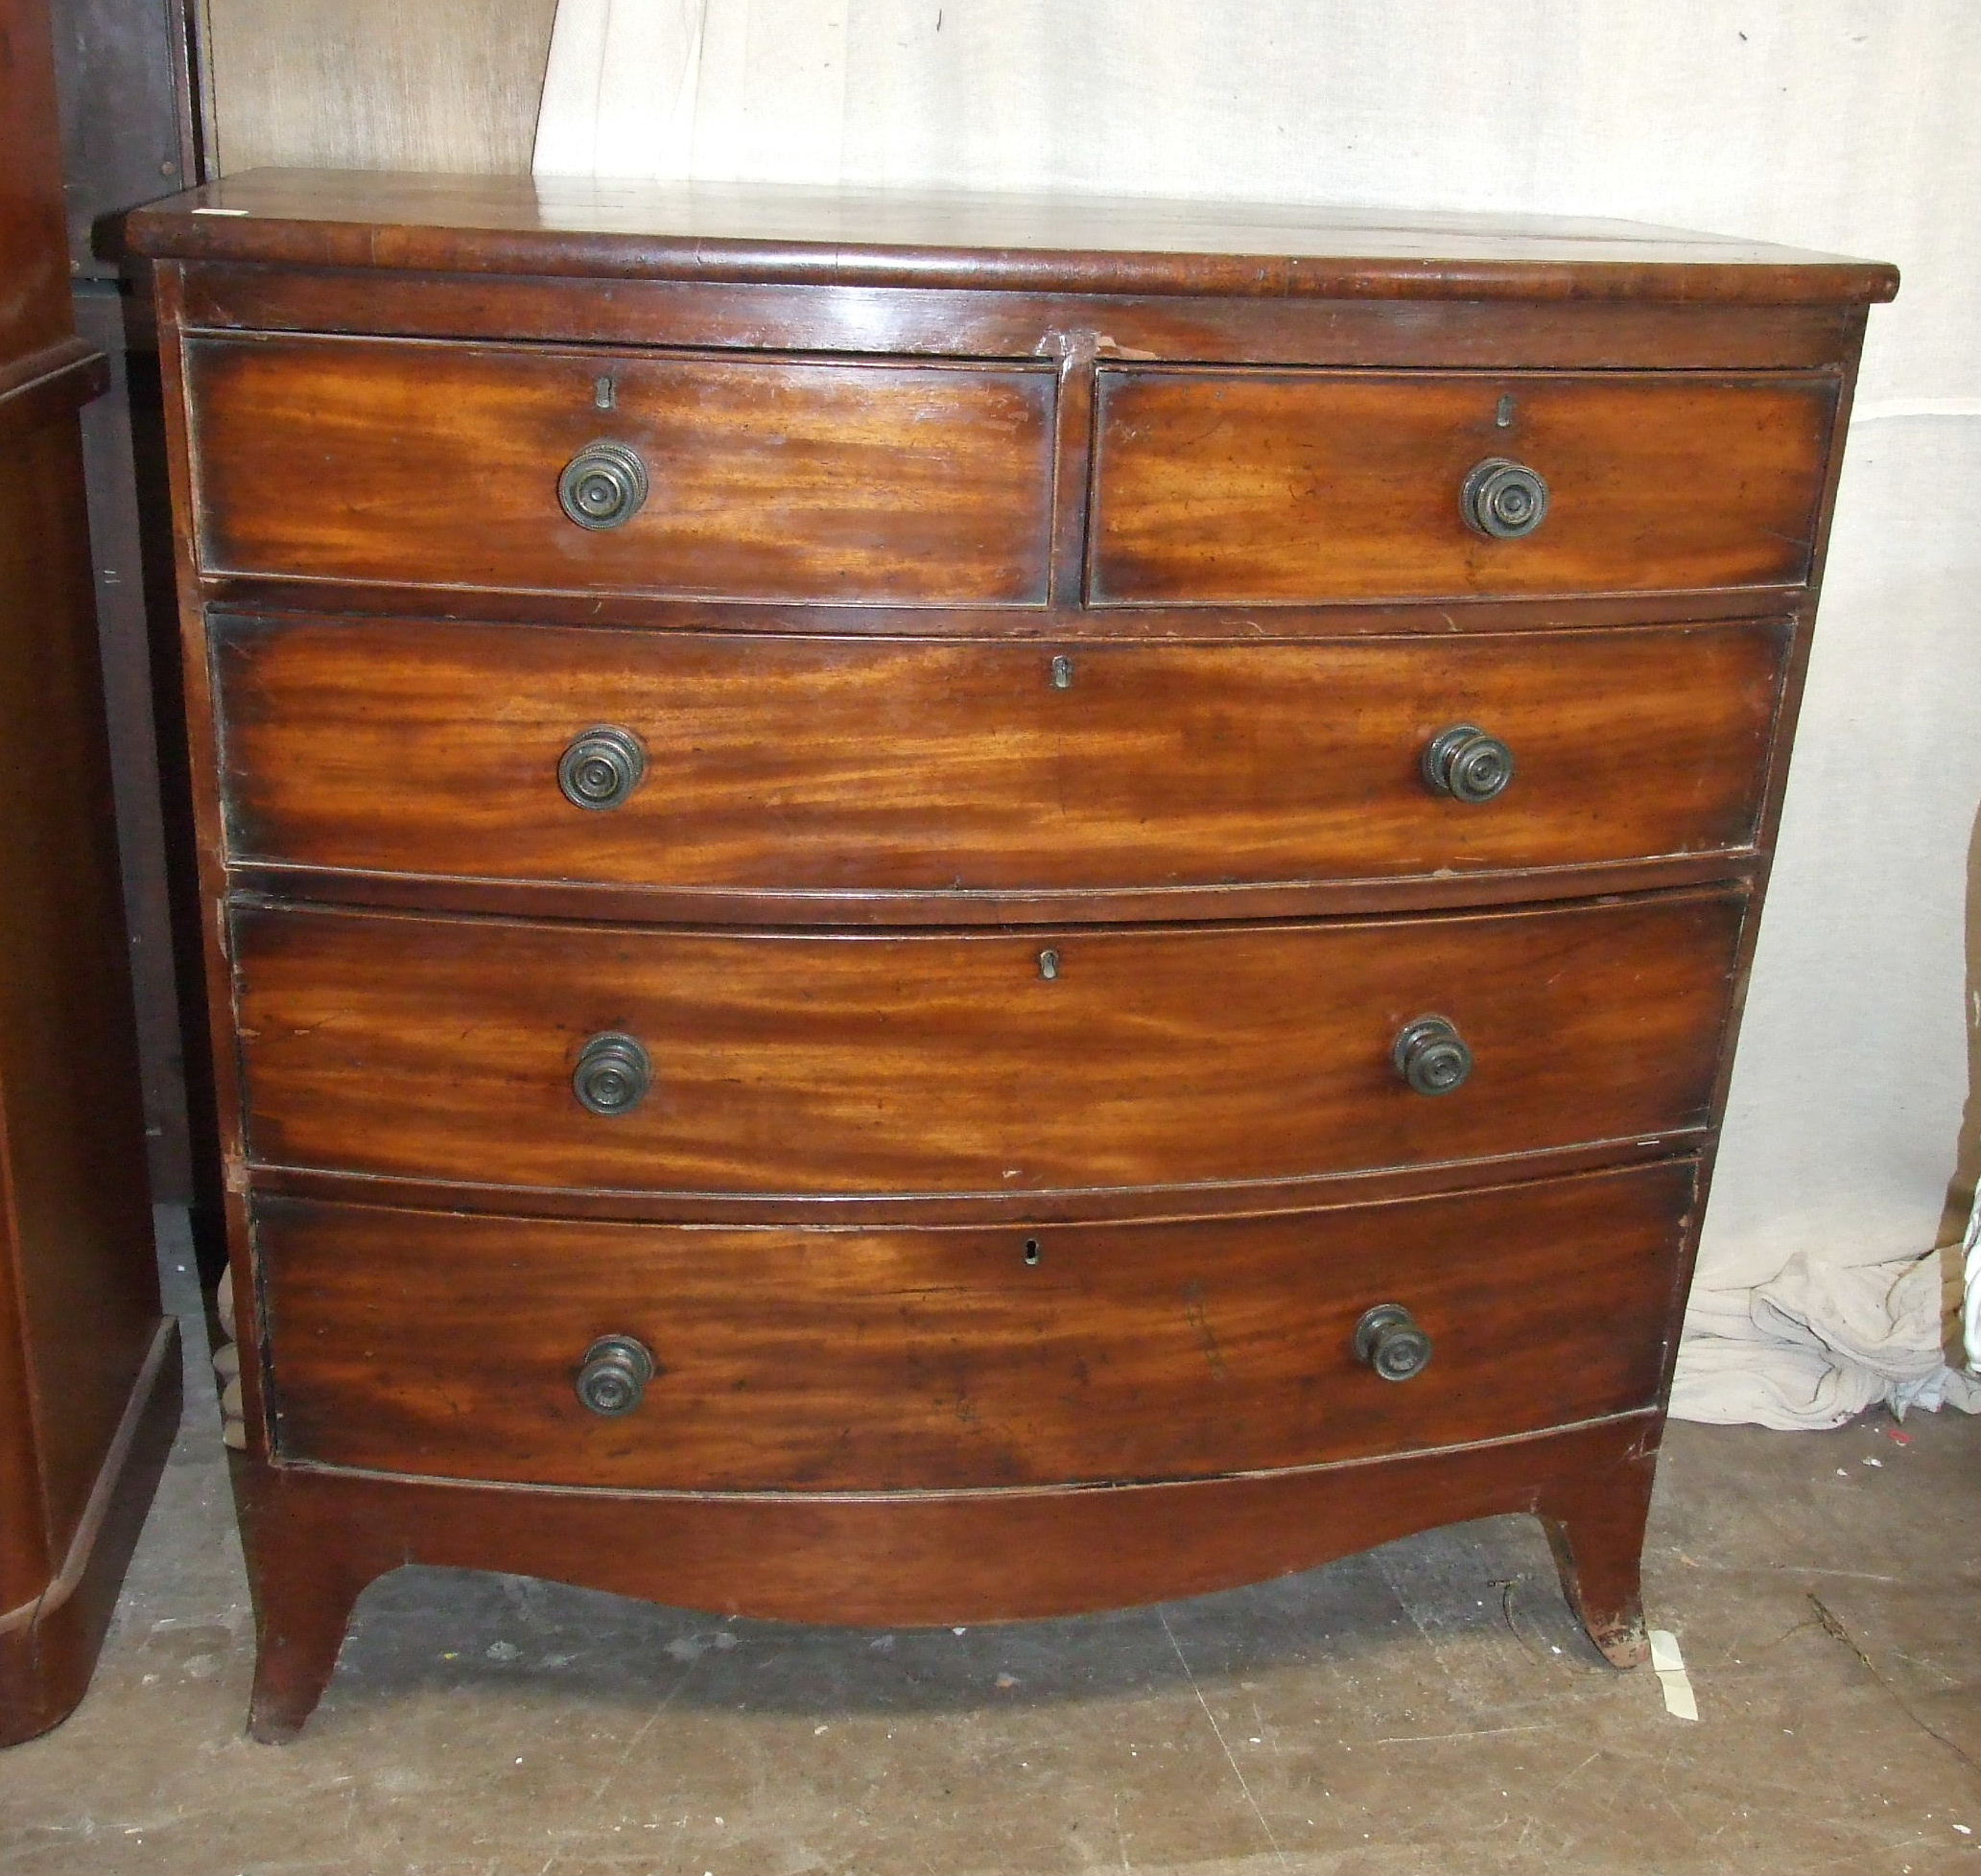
[0,1319,180,1747]
[0,335,99,401]
[0,340,108,438]
[185,558,1816,619]
[169,268,1866,370]
[196,567,1062,613]
[123,205,1898,306]
[153,260,276,1459]
[195,579,1809,638]
[254,1150,1703,1236]
[276,1406,1660,1506]
[244,1134,1710,1229]
[1081,581,1815,618]
[207,605,1798,651]
[0,1320,179,1637]
[227,853,1764,930]
[236,873,1748,939]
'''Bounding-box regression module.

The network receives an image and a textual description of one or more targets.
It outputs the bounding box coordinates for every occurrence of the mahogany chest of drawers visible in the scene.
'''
[130,174,1895,1740]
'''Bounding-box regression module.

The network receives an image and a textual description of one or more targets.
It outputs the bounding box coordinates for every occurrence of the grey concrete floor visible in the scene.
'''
[1,1230,1975,1876]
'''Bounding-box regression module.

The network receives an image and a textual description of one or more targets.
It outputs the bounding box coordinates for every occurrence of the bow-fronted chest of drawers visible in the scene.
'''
[130,175,1895,1740]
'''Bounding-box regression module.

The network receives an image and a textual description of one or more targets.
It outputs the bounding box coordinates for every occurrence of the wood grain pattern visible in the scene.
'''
[259,1161,1693,1491]
[125,171,1900,306]
[239,1411,1661,1739]
[232,894,1744,1199]
[1091,369,1836,604]
[174,264,1866,373]
[215,614,1787,897]
[186,335,1057,603]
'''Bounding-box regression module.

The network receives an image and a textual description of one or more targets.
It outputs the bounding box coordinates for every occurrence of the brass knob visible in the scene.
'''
[576,1334,654,1416]
[558,439,649,530]
[1422,724,1515,804]
[558,725,646,810]
[1393,1016,1472,1096]
[1461,457,1549,539]
[1354,1304,1433,1382]
[573,1032,651,1116]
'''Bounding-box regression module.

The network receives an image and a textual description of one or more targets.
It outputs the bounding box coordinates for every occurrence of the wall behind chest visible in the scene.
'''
[197,0,555,173]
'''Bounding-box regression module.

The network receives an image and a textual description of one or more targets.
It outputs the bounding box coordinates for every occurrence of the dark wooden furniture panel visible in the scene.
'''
[215,614,1788,896]
[0,0,179,1747]
[1090,369,1835,604]
[184,335,1057,603]
[232,895,1742,1197]
[53,0,207,1214]
[262,1161,1692,1490]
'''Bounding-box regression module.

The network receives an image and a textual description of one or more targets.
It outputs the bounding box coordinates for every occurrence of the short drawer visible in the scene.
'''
[216,615,1788,895]
[259,1161,1694,1490]
[1090,368,1835,604]
[183,335,1056,603]
[232,894,1742,1197]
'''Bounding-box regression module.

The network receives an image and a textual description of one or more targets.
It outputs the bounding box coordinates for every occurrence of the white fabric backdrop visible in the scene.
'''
[534,1,1981,1425]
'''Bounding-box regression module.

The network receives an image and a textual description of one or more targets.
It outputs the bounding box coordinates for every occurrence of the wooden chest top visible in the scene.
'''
[128,169,1898,304]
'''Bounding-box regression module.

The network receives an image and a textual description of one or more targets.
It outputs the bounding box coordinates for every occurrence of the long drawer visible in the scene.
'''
[232,894,1743,1196]
[183,335,1057,603]
[215,615,1788,895]
[1090,368,1835,603]
[258,1161,1694,1490]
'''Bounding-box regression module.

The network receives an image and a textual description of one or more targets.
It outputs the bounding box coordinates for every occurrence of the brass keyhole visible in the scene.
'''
[1023,1238,1043,1266]
[1038,949,1060,980]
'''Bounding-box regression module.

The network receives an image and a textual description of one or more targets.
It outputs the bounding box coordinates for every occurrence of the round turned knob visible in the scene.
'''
[1422,723,1516,804]
[558,725,646,811]
[557,439,649,530]
[575,1334,654,1416]
[572,1031,651,1116]
[1461,457,1549,539]
[1393,1015,1473,1096]
[1354,1304,1433,1382]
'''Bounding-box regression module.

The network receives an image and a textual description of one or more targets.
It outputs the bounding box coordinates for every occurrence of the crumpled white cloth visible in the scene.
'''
[1673,1247,1981,1429]
[1965,1183,1981,1373]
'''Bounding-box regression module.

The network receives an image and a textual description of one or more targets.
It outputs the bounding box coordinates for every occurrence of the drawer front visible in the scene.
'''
[184,336,1056,603]
[217,615,1787,894]
[233,896,1741,1196]
[260,1161,1693,1489]
[1090,369,1835,604]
